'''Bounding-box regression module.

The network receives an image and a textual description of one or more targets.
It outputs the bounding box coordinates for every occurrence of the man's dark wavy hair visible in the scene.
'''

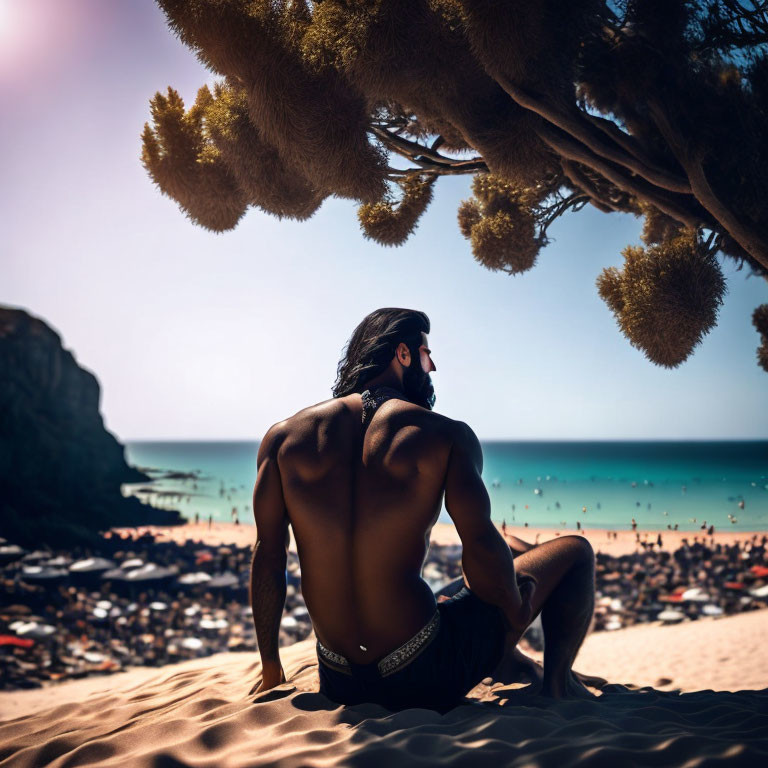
[332,308,430,397]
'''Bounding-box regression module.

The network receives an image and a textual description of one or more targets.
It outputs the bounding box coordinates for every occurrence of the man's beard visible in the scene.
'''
[403,357,436,410]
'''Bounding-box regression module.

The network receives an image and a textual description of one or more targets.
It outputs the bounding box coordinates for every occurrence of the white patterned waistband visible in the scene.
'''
[317,610,441,678]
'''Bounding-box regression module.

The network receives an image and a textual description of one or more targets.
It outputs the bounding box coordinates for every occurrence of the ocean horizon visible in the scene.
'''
[123,439,767,533]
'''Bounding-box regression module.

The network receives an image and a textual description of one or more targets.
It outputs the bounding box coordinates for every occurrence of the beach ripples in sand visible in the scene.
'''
[1,637,767,768]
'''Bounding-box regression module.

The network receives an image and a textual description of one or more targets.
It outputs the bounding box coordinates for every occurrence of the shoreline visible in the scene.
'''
[111,521,767,558]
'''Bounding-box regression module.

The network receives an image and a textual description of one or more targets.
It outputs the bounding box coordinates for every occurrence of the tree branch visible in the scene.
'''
[561,159,625,212]
[371,125,484,168]
[647,100,768,271]
[539,192,590,231]
[536,123,703,229]
[494,75,692,195]
[385,164,484,178]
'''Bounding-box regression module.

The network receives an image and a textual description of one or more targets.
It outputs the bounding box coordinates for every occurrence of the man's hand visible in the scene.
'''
[248,661,286,696]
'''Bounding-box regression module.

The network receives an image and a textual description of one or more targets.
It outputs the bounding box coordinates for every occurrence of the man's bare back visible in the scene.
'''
[249,308,596,704]
[268,393,454,663]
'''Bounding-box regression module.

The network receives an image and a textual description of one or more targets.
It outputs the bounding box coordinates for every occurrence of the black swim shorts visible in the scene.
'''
[317,586,506,711]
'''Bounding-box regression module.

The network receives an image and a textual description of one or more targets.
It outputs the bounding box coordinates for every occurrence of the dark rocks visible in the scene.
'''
[0,307,183,547]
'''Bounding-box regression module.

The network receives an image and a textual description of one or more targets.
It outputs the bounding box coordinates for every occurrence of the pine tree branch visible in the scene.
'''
[370,126,484,169]
[647,100,768,272]
[560,160,625,213]
[536,122,703,229]
[539,192,590,232]
[385,165,483,177]
[493,75,692,195]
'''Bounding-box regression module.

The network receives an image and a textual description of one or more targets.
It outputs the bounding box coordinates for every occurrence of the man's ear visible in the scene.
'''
[396,342,411,367]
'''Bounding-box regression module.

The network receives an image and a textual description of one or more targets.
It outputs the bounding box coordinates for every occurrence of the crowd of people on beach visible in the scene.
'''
[589,534,768,634]
[1,530,767,690]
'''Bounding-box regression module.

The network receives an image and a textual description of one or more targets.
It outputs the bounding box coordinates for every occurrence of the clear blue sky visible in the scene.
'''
[2,0,766,440]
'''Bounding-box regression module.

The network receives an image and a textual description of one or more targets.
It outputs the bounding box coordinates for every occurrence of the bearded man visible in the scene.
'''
[249,308,596,709]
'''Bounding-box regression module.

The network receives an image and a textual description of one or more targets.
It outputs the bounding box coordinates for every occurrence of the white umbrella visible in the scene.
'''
[681,587,711,602]
[658,609,685,623]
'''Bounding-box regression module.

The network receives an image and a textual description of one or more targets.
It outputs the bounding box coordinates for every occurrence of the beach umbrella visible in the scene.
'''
[681,587,711,603]
[750,565,768,579]
[69,558,116,585]
[702,604,724,616]
[749,584,768,599]
[0,545,26,566]
[70,557,116,572]
[19,566,69,585]
[101,568,129,582]
[657,609,685,623]
[195,551,214,566]
[199,618,228,631]
[176,572,212,588]
[13,621,58,640]
[43,556,72,568]
[21,550,51,563]
[121,558,144,570]
[180,637,204,651]
[124,564,178,582]
[206,572,239,590]
[0,634,34,648]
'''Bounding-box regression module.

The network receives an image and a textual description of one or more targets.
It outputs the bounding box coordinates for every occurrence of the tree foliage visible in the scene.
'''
[144,0,768,371]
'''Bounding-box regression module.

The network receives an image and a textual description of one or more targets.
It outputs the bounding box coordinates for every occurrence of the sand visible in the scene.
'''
[2,611,767,766]
[4,522,763,765]
[111,521,765,558]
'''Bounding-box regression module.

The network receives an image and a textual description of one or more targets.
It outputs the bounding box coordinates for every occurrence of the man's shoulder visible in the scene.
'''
[263,398,354,440]
[262,398,474,444]
[384,402,473,442]
[441,417,480,450]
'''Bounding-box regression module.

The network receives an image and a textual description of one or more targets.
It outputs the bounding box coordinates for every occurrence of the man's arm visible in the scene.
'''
[249,423,289,694]
[444,421,532,633]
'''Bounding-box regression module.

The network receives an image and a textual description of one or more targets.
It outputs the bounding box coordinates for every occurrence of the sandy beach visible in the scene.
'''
[2,521,766,765]
[2,609,767,766]
[114,520,766,558]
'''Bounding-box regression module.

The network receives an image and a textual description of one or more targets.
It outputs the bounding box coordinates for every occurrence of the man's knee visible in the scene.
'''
[561,535,594,565]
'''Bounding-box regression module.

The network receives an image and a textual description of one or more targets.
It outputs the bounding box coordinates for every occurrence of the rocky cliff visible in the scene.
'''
[0,307,182,547]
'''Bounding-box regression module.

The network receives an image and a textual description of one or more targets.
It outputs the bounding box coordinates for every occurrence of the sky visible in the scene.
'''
[1,0,767,440]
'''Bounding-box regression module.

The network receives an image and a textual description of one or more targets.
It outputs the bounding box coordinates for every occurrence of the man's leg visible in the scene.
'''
[497,535,596,698]
[504,534,536,556]
[436,535,596,698]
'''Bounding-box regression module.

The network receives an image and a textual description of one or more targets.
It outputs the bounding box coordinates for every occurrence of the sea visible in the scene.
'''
[123,440,768,533]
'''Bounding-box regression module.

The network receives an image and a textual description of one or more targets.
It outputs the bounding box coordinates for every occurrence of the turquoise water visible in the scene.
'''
[123,441,768,533]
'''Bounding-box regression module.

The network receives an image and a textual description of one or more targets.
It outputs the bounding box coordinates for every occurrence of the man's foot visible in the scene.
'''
[572,670,608,690]
[491,647,544,687]
[542,670,598,700]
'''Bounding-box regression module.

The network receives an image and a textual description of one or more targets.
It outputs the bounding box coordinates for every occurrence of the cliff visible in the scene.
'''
[0,307,182,547]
